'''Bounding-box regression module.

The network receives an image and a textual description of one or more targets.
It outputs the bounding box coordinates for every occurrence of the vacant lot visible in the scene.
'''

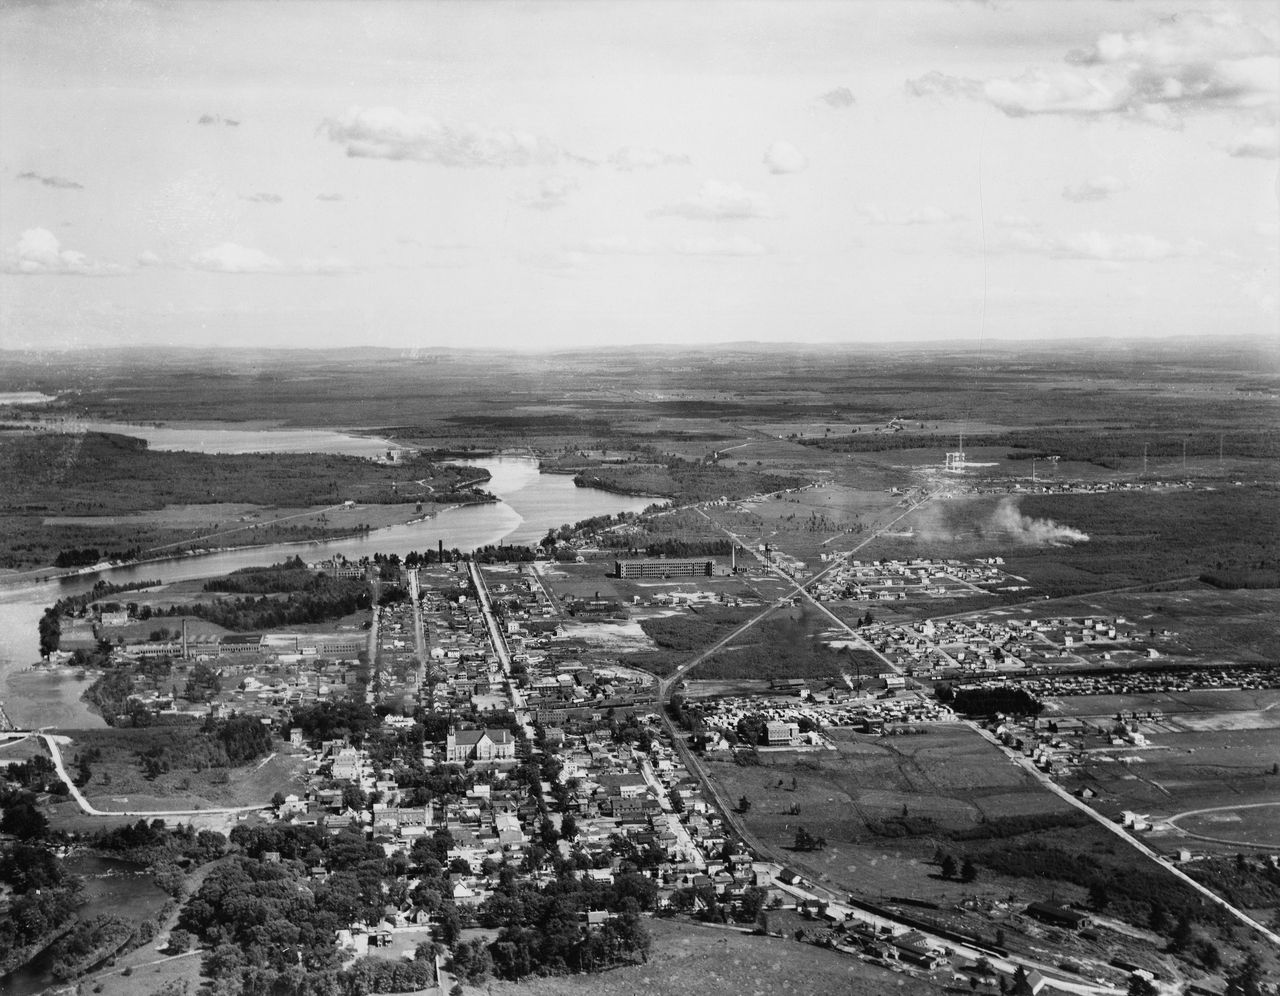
[481,916,946,996]
[57,727,306,811]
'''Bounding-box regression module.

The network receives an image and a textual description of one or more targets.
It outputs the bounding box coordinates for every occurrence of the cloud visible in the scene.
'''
[16,171,83,190]
[189,243,351,275]
[652,180,773,220]
[521,175,579,210]
[321,106,560,167]
[1226,123,1280,158]
[197,114,240,126]
[136,250,162,267]
[608,146,690,170]
[1062,175,1127,201]
[245,192,283,204]
[1001,226,1198,262]
[905,71,984,100]
[819,86,856,108]
[317,193,345,201]
[910,11,1279,123]
[576,235,768,257]
[763,141,808,175]
[674,236,767,256]
[3,228,124,275]
[858,203,958,225]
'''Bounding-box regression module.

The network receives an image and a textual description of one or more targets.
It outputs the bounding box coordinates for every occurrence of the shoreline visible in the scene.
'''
[0,503,480,591]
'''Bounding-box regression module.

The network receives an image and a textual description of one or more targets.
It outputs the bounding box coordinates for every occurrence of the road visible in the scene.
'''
[968,722,1280,948]
[39,733,268,819]
[467,560,538,741]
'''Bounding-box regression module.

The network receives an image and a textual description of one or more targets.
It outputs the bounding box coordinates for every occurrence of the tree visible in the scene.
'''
[960,857,976,883]
[167,928,195,954]
[738,795,751,813]
[940,854,957,880]
[794,827,814,852]
[1088,881,1109,911]
[1224,954,1264,996]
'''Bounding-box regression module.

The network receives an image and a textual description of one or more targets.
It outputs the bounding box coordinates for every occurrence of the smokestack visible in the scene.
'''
[181,618,188,660]
[439,539,444,563]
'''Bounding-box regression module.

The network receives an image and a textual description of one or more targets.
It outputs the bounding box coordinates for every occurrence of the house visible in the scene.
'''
[1025,901,1089,931]
[1012,969,1049,995]
[446,727,517,762]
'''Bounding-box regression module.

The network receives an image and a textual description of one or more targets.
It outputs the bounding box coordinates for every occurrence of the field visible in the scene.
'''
[480,916,946,996]
[53,727,308,811]
[859,486,1280,599]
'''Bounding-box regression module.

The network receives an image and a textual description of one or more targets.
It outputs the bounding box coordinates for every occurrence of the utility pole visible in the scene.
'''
[1219,433,1224,469]
[1142,443,1148,478]
[1182,440,1187,474]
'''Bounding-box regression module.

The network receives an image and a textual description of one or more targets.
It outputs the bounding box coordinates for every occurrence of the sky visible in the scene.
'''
[1,0,1276,351]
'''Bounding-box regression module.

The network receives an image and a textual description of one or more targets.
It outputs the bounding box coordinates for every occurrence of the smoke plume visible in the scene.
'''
[988,497,1089,546]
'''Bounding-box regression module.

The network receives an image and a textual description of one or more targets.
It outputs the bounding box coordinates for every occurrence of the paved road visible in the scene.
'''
[967,722,1280,948]
[39,733,268,819]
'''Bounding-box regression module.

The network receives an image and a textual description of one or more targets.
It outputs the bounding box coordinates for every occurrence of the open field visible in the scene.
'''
[1061,722,1280,853]
[481,916,946,996]
[53,728,307,811]
[858,487,1280,599]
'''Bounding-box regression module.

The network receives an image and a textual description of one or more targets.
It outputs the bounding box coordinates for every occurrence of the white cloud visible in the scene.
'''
[576,234,767,256]
[763,141,808,175]
[608,146,690,170]
[1002,226,1199,262]
[16,171,83,190]
[317,192,345,202]
[674,236,767,256]
[245,192,283,204]
[1062,175,1127,202]
[912,11,1280,123]
[858,203,958,225]
[819,86,856,108]
[136,250,162,266]
[1226,123,1280,159]
[189,243,351,274]
[321,106,560,167]
[521,175,580,210]
[653,180,773,220]
[3,228,124,275]
[905,71,984,100]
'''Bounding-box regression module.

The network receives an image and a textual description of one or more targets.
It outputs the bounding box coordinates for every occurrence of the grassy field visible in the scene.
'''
[56,728,307,811]
[859,487,1279,599]
[479,916,947,996]
[1060,723,1280,852]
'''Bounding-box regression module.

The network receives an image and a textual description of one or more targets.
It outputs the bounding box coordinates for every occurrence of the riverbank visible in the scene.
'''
[0,502,468,591]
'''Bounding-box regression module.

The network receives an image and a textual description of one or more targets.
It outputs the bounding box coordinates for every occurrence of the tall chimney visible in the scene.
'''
[439,538,444,563]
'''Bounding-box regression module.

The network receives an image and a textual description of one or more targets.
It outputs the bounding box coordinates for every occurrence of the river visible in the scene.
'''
[0,426,656,729]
